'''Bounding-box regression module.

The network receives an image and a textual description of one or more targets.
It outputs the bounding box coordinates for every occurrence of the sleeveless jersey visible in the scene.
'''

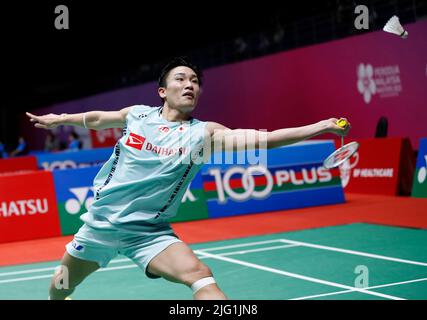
[80,105,207,234]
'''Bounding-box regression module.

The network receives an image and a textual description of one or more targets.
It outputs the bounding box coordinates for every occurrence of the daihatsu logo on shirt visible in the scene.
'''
[125,133,146,150]
[125,132,188,156]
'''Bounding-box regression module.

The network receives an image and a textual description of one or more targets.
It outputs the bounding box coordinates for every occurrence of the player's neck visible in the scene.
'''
[160,105,192,123]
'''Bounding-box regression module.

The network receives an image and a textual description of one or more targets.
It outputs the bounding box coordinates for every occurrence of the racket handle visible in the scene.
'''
[337,119,347,147]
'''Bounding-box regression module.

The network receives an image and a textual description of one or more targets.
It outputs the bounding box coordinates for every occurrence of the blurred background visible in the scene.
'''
[0,0,426,151]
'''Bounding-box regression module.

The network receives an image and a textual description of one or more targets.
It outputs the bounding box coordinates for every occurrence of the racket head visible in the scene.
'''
[323,141,359,169]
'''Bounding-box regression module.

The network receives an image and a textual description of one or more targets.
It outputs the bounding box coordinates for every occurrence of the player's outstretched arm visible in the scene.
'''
[207,118,351,151]
[26,107,131,130]
[262,118,351,148]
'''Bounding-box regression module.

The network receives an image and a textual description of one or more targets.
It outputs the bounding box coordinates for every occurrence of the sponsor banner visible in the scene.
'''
[0,171,61,243]
[36,147,113,171]
[169,172,209,223]
[52,165,208,233]
[201,141,344,218]
[337,137,414,195]
[52,166,99,235]
[0,156,38,174]
[90,128,124,148]
[412,138,427,198]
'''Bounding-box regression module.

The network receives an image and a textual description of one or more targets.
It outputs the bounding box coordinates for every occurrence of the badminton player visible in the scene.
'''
[26,57,351,300]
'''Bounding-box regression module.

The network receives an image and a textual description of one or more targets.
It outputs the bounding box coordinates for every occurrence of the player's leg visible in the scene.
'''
[146,242,227,300]
[49,224,118,299]
[49,252,100,300]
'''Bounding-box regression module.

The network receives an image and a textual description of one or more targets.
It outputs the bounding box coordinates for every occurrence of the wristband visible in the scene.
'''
[83,113,88,129]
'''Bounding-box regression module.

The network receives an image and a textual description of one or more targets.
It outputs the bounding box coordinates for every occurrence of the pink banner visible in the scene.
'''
[197,20,427,149]
[23,20,427,150]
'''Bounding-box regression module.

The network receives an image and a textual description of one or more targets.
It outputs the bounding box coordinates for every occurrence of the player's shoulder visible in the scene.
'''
[205,121,230,135]
[126,105,159,119]
[129,104,158,114]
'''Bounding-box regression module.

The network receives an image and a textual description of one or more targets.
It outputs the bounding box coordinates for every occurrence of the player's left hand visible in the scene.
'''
[324,118,351,136]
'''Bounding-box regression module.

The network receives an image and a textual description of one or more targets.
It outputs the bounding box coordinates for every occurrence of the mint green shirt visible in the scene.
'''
[81,105,207,234]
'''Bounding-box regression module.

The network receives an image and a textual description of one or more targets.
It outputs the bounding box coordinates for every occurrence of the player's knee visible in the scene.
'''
[182,262,213,286]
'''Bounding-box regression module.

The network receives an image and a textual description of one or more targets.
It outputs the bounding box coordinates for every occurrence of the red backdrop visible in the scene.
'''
[0,171,61,243]
[22,20,427,150]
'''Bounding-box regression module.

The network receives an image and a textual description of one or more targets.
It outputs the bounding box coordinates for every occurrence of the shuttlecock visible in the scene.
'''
[383,15,408,39]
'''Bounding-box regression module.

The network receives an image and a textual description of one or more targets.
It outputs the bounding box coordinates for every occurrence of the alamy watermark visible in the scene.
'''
[55,5,69,30]
[354,5,369,30]
[354,265,369,288]
[159,128,269,167]
[54,265,69,290]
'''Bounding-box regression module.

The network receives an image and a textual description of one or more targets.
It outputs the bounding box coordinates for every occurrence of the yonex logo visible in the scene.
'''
[417,155,427,184]
[125,132,145,150]
[65,187,94,215]
[72,241,84,252]
[334,149,352,162]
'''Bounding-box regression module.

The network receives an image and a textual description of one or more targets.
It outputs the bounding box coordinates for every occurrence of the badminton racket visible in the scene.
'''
[323,119,359,169]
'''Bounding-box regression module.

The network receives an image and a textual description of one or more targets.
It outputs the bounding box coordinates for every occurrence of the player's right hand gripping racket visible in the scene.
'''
[323,119,359,169]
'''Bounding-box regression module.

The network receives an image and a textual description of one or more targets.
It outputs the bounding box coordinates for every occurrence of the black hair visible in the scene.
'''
[158,56,203,88]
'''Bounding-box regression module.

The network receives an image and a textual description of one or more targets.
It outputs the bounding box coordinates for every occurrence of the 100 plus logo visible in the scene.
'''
[64,187,94,215]
[208,165,333,203]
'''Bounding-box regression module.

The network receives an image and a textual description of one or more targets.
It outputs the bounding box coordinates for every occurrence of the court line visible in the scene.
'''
[0,274,53,284]
[0,239,289,278]
[290,277,427,300]
[194,249,405,300]
[194,239,284,252]
[279,239,427,267]
[218,244,299,256]
[0,267,59,277]
[0,258,132,277]
[0,243,298,284]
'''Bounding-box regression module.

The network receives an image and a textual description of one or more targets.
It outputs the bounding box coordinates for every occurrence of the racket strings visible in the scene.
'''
[323,141,359,169]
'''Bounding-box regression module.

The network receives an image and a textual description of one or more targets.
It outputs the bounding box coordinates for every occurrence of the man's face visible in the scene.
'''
[158,66,201,112]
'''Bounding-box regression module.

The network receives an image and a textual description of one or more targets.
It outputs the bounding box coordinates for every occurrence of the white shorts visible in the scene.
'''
[66,223,182,278]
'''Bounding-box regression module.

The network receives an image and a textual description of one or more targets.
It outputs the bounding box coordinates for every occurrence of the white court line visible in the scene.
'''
[279,239,427,267]
[194,250,405,300]
[0,258,132,277]
[290,277,427,300]
[196,239,284,252]
[0,267,58,277]
[97,265,138,272]
[0,264,151,284]
[0,264,141,284]
[0,243,298,285]
[216,244,299,256]
[0,239,287,277]
[0,274,53,284]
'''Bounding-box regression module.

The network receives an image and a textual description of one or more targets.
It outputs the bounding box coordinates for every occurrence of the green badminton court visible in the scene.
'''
[1,223,426,300]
